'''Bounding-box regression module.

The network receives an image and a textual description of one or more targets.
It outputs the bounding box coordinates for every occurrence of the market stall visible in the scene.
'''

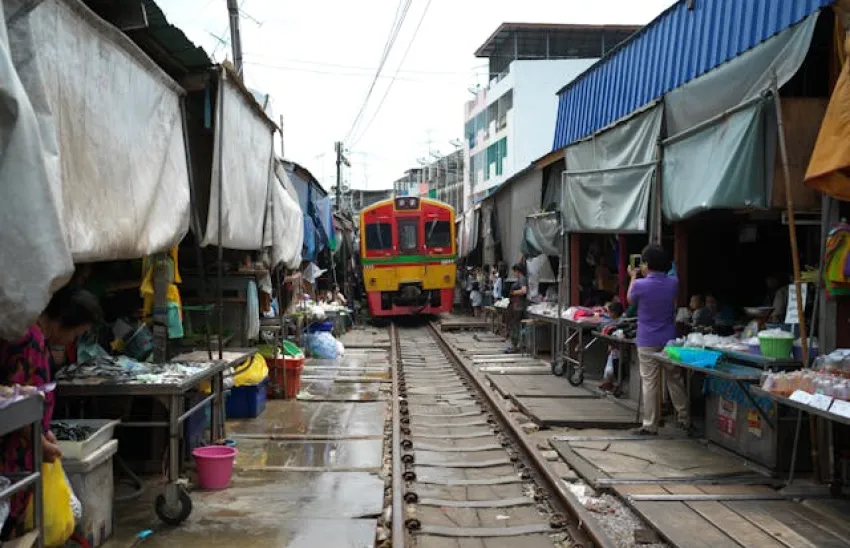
[55,349,252,524]
[0,394,44,548]
[658,332,806,472]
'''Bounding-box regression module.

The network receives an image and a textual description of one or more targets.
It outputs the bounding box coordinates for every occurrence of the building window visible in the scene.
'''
[465,119,475,149]
[497,90,512,131]
[398,219,418,253]
[365,223,392,251]
[425,220,451,249]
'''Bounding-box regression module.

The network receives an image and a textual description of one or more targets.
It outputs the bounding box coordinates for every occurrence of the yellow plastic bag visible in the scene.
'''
[199,353,269,393]
[233,354,269,387]
[25,460,74,547]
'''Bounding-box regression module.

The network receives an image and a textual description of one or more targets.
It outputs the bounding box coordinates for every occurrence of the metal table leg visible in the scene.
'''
[154,394,193,525]
[211,370,223,441]
[32,418,44,548]
[787,408,803,486]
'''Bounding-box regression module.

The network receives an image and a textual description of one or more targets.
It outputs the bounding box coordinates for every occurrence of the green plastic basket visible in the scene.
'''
[758,335,794,359]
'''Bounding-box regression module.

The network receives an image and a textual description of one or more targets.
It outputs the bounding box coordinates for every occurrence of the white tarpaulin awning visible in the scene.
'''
[264,167,304,269]
[0,0,74,339]
[13,0,192,261]
[203,69,276,250]
[562,104,661,233]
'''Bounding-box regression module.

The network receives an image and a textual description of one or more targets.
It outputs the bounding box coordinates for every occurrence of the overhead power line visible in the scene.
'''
[350,0,433,148]
[241,52,486,76]
[343,0,413,143]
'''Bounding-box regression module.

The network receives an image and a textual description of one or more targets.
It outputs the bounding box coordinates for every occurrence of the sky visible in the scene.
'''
[157,0,677,191]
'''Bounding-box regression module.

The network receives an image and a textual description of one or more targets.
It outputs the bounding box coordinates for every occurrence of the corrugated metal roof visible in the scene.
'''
[552,0,832,150]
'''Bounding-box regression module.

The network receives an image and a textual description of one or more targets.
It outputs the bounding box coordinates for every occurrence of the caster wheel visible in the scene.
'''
[568,369,584,387]
[155,487,193,525]
[551,359,566,377]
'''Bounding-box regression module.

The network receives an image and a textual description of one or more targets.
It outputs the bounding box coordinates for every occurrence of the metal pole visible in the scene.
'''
[771,78,808,359]
[226,0,243,76]
[180,97,214,360]
[217,73,225,360]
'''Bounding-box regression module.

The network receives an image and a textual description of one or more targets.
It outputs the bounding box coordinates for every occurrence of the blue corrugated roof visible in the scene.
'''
[552,0,832,150]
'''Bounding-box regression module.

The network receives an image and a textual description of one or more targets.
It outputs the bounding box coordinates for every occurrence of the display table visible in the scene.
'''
[0,396,44,548]
[657,352,806,471]
[752,386,850,487]
[56,348,254,525]
[655,353,772,427]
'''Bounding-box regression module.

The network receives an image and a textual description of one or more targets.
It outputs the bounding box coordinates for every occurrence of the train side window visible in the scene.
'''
[425,220,451,249]
[365,223,392,251]
[398,220,418,253]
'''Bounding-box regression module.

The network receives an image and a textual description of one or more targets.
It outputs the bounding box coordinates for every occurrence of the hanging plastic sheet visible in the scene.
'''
[521,212,560,257]
[662,98,774,222]
[664,12,819,136]
[0,0,74,340]
[494,170,542,265]
[457,209,479,259]
[203,69,275,250]
[315,197,337,252]
[263,169,304,269]
[11,0,191,261]
[562,104,661,233]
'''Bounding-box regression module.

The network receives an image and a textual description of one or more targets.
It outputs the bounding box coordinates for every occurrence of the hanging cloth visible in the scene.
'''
[140,247,184,338]
[804,20,850,199]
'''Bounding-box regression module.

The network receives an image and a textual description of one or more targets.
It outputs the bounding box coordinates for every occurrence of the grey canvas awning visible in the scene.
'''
[562,104,662,233]
[662,97,775,221]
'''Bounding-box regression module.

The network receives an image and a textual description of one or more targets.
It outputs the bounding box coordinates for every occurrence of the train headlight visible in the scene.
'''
[443,275,450,283]
[369,278,377,286]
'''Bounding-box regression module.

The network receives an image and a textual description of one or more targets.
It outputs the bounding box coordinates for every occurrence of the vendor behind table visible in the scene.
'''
[0,285,101,541]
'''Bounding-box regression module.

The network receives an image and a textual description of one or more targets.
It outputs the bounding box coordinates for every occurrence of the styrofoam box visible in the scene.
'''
[53,419,119,461]
[64,439,118,548]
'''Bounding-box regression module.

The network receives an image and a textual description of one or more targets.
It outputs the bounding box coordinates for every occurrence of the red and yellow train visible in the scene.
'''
[359,196,456,317]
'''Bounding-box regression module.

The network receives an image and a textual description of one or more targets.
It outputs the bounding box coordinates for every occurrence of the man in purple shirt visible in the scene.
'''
[627,245,689,435]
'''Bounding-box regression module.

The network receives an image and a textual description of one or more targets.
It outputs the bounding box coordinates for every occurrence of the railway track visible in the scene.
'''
[389,322,611,548]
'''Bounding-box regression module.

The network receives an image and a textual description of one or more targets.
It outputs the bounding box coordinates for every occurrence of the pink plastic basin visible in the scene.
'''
[193,445,238,490]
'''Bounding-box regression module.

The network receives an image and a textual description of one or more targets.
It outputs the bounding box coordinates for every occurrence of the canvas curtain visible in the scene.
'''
[0,0,74,339]
[203,70,275,250]
[804,23,850,199]
[263,168,304,269]
[10,0,191,261]
[665,12,819,136]
[562,104,661,233]
[662,99,773,221]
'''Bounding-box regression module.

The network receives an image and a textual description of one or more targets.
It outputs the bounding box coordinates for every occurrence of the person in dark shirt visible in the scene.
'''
[505,263,528,353]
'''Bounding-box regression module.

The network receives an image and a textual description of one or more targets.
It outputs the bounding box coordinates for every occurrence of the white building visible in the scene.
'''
[463,24,640,205]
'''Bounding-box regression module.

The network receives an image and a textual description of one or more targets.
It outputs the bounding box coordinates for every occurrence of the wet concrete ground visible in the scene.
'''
[103,330,390,547]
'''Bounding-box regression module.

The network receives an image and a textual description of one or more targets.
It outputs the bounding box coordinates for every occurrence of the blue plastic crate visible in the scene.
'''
[226,379,268,419]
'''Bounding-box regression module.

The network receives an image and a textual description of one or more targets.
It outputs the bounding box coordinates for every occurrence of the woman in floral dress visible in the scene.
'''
[0,286,101,540]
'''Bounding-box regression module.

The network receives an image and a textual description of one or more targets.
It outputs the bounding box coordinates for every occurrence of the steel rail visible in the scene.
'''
[427,321,616,548]
[389,322,406,548]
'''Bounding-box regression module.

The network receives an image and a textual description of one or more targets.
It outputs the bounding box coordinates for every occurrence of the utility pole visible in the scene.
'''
[226,0,243,76]
[335,142,351,300]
